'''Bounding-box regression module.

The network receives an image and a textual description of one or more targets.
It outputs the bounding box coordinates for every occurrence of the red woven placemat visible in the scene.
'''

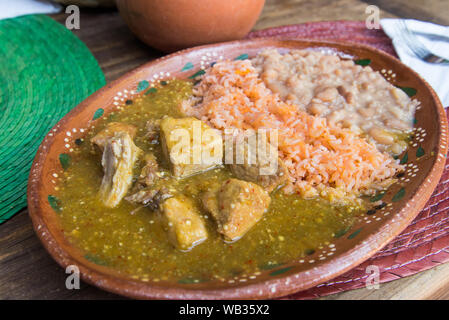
[247,21,449,299]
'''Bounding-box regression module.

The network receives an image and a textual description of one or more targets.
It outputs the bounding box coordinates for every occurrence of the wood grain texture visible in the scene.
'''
[1,0,448,300]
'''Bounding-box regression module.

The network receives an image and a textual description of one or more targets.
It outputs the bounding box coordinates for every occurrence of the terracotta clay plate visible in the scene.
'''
[28,39,448,299]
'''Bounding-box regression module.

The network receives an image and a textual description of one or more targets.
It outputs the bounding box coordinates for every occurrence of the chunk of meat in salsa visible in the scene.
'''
[98,132,142,208]
[144,118,161,143]
[125,186,172,211]
[161,196,208,251]
[160,117,222,178]
[202,178,271,242]
[91,122,137,152]
[227,140,288,192]
[137,153,160,188]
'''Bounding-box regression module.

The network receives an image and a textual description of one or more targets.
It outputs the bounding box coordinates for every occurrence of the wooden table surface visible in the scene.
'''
[1,0,448,300]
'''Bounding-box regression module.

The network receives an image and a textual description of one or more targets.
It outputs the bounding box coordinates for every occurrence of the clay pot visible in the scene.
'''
[116,0,265,52]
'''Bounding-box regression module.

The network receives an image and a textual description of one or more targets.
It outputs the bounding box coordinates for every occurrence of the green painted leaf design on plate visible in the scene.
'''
[188,69,206,79]
[370,191,386,202]
[59,153,70,170]
[347,228,362,240]
[145,87,157,95]
[400,152,408,164]
[354,59,371,66]
[48,195,62,213]
[136,80,149,92]
[334,227,350,238]
[392,187,406,202]
[270,266,293,276]
[235,53,249,61]
[92,108,104,120]
[84,254,107,266]
[398,86,417,97]
[416,146,425,157]
[181,62,194,72]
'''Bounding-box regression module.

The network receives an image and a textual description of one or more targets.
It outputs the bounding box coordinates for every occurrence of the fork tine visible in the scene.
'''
[400,31,422,57]
[404,29,428,57]
[396,20,447,64]
[398,21,428,59]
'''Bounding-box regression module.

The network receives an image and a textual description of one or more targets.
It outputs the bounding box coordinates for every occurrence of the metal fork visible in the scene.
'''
[398,20,449,64]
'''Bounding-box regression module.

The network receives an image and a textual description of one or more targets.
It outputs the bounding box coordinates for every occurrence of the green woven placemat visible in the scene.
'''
[0,15,105,224]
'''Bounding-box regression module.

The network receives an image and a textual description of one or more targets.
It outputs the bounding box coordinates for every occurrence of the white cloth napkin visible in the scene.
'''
[0,0,61,20]
[381,19,449,107]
